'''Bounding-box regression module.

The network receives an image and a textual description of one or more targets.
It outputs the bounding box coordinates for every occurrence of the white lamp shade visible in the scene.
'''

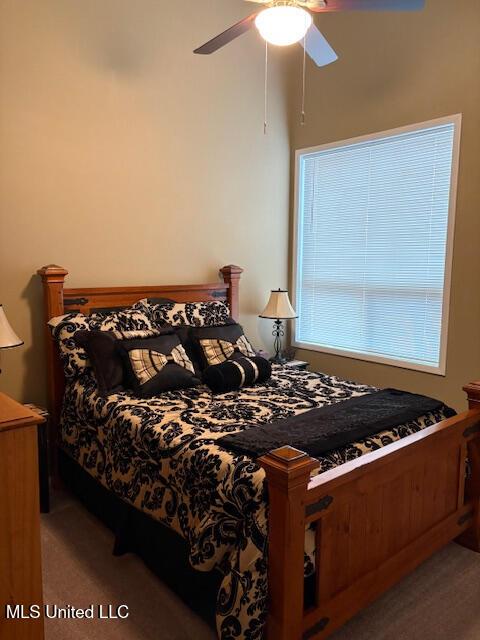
[259,290,297,320]
[0,305,23,349]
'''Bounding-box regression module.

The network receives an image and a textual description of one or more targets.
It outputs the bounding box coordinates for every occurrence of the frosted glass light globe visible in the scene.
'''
[255,6,312,47]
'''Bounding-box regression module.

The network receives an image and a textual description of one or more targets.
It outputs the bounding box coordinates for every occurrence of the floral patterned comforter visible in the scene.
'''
[60,365,450,639]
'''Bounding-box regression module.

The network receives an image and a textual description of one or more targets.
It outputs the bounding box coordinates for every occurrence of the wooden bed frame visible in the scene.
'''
[38,264,480,640]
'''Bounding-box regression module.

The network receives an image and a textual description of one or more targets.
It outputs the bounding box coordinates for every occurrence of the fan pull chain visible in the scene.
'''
[301,34,306,126]
[264,40,268,135]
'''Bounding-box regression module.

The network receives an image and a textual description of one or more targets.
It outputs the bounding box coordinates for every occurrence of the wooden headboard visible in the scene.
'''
[37,264,243,452]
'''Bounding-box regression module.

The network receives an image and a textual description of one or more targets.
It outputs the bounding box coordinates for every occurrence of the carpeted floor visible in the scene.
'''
[41,492,480,640]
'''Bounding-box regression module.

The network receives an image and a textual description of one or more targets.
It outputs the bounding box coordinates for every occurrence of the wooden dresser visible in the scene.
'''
[0,392,45,640]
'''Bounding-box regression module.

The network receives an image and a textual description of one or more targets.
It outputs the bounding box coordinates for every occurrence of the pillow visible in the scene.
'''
[190,323,256,370]
[48,301,155,379]
[203,354,271,394]
[48,313,93,378]
[74,328,166,396]
[91,300,155,332]
[173,325,203,377]
[117,332,200,398]
[147,299,231,327]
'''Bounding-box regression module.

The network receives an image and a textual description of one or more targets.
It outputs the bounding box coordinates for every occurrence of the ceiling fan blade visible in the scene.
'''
[301,26,338,67]
[194,13,258,54]
[310,0,425,11]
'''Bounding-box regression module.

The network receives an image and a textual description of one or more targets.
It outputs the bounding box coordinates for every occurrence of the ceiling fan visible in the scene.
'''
[194,0,425,68]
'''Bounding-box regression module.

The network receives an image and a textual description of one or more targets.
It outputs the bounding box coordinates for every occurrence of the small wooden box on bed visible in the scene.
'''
[37,264,480,640]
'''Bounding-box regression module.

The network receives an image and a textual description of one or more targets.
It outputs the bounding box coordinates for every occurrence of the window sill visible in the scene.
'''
[293,340,446,376]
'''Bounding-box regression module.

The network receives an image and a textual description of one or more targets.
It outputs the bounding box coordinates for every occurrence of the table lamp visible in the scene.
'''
[259,289,297,364]
[0,305,23,373]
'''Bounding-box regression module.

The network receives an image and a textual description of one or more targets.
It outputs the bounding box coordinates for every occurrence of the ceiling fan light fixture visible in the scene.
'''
[255,5,312,47]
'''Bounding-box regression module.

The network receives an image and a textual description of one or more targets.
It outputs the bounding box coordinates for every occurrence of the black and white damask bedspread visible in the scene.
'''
[60,366,450,639]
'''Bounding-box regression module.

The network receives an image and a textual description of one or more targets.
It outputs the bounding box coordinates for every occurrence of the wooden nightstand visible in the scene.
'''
[0,392,45,640]
[283,359,309,371]
[24,404,50,514]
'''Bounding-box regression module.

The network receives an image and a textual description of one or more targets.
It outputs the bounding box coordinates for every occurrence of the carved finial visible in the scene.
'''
[37,265,68,281]
[259,446,318,491]
[464,381,480,408]
[220,265,243,280]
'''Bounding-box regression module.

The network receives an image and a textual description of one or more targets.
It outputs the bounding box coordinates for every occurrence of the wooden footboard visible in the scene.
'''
[259,382,480,640]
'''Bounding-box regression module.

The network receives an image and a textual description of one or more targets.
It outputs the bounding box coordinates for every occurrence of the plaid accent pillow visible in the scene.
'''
[117,332,199,398]
[200,335,256,366]
[74,328,170,396]
[189,322,256,371]
[128,345,194,385]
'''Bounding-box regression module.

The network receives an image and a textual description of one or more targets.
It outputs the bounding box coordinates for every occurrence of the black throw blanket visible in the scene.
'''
[217,388,456,459]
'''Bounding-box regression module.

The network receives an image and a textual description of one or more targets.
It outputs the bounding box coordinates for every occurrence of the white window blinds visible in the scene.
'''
[294,118,459,374]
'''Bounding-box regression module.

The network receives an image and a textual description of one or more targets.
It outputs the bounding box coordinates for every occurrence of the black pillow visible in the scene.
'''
[190,322,256,371]
[117,333,200,398]
[75,330,124,396]
[75,328,172,396]
[203,354,271,393]
[173,318,238,376]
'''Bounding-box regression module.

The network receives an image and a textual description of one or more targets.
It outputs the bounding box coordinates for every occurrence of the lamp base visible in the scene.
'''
[270,318,287,365]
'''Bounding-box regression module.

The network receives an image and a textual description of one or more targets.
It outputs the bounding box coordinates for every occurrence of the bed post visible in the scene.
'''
[37,265,68,482]
[220,265,243,321]
[259,446,318,640]
[459,381,480,552]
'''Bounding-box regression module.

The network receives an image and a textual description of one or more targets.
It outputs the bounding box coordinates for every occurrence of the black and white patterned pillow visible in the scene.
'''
[147,300,230,327]
[48,313,94,378]
[48,301,155,379]
[91,300,154,332]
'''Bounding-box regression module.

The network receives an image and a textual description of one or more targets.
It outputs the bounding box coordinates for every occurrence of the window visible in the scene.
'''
[293,116,461,375]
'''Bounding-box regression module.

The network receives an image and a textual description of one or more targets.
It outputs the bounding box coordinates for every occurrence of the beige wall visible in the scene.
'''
[2,0,479,412]
[0,0,291,404]
[289,0,480,411]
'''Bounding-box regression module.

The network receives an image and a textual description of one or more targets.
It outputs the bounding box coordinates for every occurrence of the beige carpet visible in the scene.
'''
[41,492,480,640]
